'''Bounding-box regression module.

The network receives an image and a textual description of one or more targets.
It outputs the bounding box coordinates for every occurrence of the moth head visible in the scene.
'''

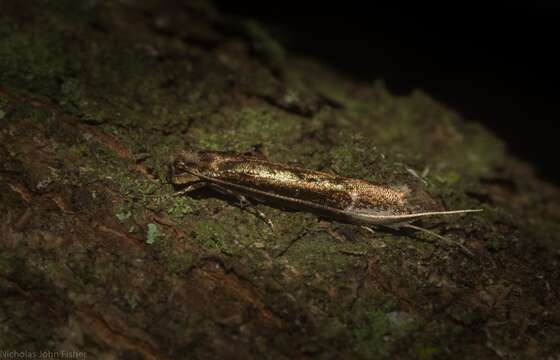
[170,150,217,185]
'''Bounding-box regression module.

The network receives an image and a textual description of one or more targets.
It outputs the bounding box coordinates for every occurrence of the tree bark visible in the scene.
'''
[1,1,559,359]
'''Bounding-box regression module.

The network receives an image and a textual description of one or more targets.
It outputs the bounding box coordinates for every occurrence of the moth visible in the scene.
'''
[170,150,481,254]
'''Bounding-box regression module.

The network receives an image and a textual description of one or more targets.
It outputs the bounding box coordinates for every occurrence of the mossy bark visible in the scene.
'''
[1,1,559,359]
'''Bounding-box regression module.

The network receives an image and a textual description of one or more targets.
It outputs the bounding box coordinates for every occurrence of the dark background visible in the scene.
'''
[214,2,560,185]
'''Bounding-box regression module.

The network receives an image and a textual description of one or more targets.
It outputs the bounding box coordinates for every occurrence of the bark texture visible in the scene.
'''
[1,1,559,359]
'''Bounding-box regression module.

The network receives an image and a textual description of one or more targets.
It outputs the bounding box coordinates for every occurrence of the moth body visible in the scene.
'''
[170,150,481,228]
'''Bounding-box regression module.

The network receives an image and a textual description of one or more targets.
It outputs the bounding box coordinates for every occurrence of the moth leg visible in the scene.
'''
[361,226,376,235]
[173,181,207,196]
[209,184,274,229]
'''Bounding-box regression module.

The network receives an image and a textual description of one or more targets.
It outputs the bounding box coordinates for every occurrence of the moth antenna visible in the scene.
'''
[403,223,474,257]
[416,209,483,217]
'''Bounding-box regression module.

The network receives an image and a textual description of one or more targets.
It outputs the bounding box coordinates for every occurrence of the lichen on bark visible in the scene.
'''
[1,1,559,359]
